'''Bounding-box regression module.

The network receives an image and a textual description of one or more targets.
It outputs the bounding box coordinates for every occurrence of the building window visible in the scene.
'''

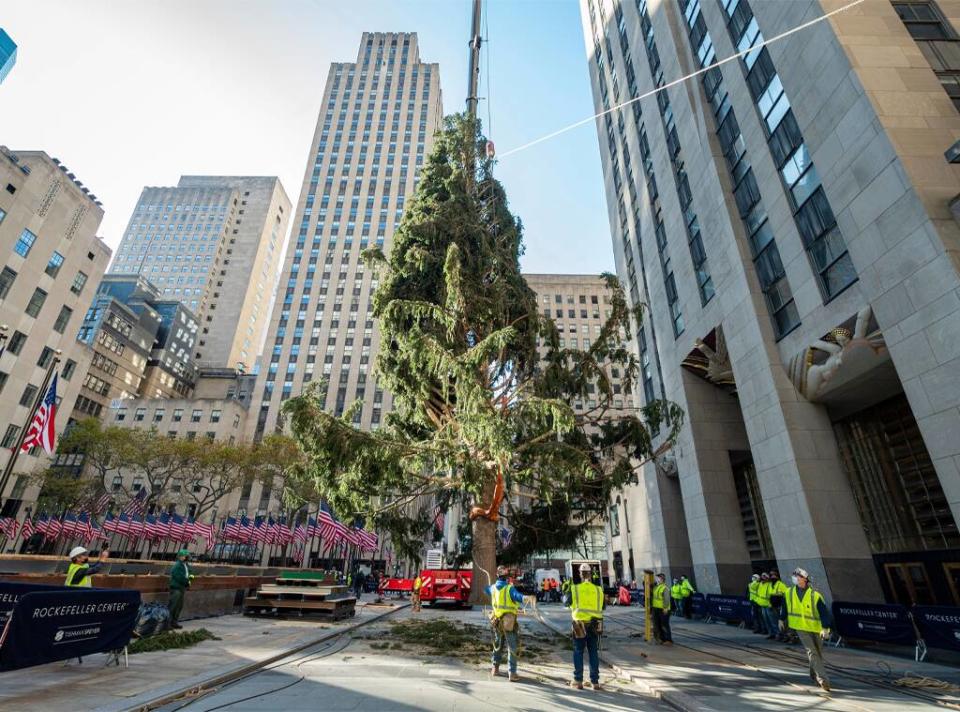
[61,359,77,380]
[0,266,17,298]
[154,408,165,422]
[210,409,221,423]
[112,475,123,492]
[37,346,55,368]
[609,502,621,536]
[14,228,36,257]
[893,1,956,40]
[45,251,65,277]
[115,408,127,421]
[53,305,73,334]
[1,425,20,449]
[25,287,48,317]
[70,271,88,295]
[19,384,38,407]
[134,407,146,421]
[191,409,202,422]
[172,408,184,422]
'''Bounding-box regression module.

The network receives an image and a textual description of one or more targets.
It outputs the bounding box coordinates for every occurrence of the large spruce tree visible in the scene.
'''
[283,115,682,602]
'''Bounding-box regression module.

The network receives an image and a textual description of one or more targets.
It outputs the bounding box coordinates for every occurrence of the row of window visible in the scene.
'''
[114,405,239,427]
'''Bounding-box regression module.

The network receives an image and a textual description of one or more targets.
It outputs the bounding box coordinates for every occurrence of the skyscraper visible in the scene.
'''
[245,32,443,515]
[0,29,17,84]
[580,0,960,603]
[109,176,290,369]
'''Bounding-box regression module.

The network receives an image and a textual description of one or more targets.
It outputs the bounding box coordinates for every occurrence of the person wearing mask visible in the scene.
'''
[781,568,832,691]
[670,578,683,615]
[756,573,773,637]
[650,573,673,644]
[748,574,763,634]
[768,570,789,642]
[567,562,605,690]
[488,565,526,682]
[65,546,108,587]
[168,549,193,629]
[680,576,696,619]
[412,573,423,613]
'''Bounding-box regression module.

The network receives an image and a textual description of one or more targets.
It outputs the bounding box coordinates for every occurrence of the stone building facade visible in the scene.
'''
[581,0,960,604]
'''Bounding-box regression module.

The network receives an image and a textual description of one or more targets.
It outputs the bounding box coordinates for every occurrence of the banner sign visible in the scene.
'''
[690,592,706,617]
[705,594,752,624]
[0,588,140,671]
[831,601,915,647]
[0,581,69,626]
[912,606,960,652]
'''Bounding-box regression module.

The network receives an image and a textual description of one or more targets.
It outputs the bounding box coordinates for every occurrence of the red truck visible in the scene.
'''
[380,568,473,606]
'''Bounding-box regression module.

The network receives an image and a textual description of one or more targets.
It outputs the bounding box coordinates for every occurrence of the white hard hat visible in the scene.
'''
[69,546,88,559]
[579,563,592,573]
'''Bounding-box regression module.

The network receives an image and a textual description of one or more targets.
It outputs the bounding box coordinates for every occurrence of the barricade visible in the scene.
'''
[704,594,753,626]
[912,605,960,656]
[0,585,140,671]
[690,592,706,618]
[0,581,69,626]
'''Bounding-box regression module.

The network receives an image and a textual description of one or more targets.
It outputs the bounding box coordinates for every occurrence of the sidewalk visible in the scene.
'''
[0,598,405,712]
[537,605,960,711]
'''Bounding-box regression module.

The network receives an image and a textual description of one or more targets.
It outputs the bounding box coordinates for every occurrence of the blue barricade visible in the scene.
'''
[912,606,960,652]
[705,594,752,624]
[0,587,140,671]
[690,592,706,617]
[831,601,915,647]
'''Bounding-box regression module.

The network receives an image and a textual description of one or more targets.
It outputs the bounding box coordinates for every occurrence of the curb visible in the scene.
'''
[104,602,408,712]
[536,613,718,712]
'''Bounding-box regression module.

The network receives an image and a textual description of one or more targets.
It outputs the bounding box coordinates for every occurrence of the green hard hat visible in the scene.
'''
[178,549,190,557]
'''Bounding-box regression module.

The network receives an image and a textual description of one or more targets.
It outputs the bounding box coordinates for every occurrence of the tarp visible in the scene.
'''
[831,601,915,647]
[705,594,753,624]
[912,606,960,652]
[0,587,140,671]
[0,581,70,626]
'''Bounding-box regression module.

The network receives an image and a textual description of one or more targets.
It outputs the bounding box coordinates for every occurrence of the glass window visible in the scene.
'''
[70,271,88,295]
[115,408,127,421]
[172,408,184,422]
[0,266,16,298]
[45,251,65,277]
[210,409,221,423]
[14,229,36,257]
[7,330,26,354]
[25,288,48,317]
[1,425,20,449]
[19,384,38,406]
[37,346,54,368]
[53,305,73,334]
[191,409,202,422]
[134,407,146,421]
[61,359,77,380]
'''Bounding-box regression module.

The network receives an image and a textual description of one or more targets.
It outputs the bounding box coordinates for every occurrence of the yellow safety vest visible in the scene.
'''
[748,580,759,603]
[413,576,422,591]
[757,581,771,607]
[671,583,682,601]
[651,582,667,610]
[571,581,604,621]
[681,580,695,597]
[770,579,788,599]
[65,562,92,588]
[786,586,824,633]
[491,583,520,619]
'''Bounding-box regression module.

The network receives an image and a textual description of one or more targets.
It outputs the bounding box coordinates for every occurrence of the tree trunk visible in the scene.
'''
[469,477,497,605]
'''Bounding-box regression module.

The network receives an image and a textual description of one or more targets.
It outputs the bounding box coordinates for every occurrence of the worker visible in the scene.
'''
[768,570,789,641]
[168,549,193,629]
[748,574,762,633]
[561,576,572,605]
[567,562,605,690]
[650,572,673,644]
[65,546,108,587]
[488,565,525,682]
[679,576,695,619]
[670,578,682,615]
[781,568,832,692]
[756,573,772,636]
[412,573,423,613]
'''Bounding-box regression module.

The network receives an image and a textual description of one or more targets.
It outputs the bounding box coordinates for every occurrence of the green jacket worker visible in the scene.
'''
[168,549,193,629]
[65,546,108,587]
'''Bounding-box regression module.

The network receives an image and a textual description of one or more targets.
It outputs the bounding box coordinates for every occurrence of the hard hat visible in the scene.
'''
[177,549,190,558]
[578,563,592,573]
[69,546,88,559]
[793,567,810,580]
[751,573,760,581]
[760,573,770,579]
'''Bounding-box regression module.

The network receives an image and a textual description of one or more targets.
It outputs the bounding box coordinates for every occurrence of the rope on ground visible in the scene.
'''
[892,673,960,694]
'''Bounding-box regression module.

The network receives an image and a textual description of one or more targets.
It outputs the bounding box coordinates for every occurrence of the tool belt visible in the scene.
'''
[572,618,602,638]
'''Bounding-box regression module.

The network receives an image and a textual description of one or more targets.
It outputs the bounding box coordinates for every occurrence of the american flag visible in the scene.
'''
[170,514,188,543]
[102,513,117,534]
[36,514,61,540]
[124,489,147,516]
[433,505,445,531]
[76,512,95,542]
[20,373,58,455]
[251,517,268,544]
[357,528,378,552]
[93,491,112,515]
[317,504,344,543]
[294,522,307,542]
[305,516,319,540]
[224,516,241,541]
[60,512,80,539]
[498,525,512,548]
[0,517,18,540]
[20,517,35,541]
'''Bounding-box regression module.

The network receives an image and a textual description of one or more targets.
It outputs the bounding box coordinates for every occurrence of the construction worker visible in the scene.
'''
[168,549,192,629]
[748,574,762,633]
[756,572,772,636]
[670,578,682,615]
[567,562,605,690]
[65,546,108,587]
[650,572,672,644]
[561,575,572,605]
[781,568,832,691]
[488,565,525,682]
[768,570,789,641]
[680,575,695,618]
[412,573,423,613]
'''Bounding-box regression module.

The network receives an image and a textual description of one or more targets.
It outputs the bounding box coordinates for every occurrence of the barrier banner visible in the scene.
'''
[0,587,140,671]
[831,601,915,646]
[706,594,752,624]
[690,592,706,617]
[0,581,69,626]
[912,606,960,652]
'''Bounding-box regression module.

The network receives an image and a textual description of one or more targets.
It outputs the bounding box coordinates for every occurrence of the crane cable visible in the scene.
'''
[498,0,868,159]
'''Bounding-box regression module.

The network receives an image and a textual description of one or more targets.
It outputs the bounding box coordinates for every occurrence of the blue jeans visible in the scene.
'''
[573,629,600,684]
[492,625,519,673]
[763,606,779,636]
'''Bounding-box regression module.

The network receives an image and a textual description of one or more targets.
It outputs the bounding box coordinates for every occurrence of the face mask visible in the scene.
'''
[790,575,799,586]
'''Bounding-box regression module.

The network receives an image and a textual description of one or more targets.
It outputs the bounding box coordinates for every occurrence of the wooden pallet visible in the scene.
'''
[242,595,357,620]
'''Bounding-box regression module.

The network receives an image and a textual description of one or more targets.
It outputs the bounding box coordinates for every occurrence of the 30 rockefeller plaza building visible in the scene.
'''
[581,0,960,604]
[242,33,443,515]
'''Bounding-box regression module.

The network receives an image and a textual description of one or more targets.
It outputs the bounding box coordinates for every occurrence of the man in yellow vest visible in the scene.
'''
[670,578,683,615]
[412,573,423,613]
[650,572,673,644]
[567,562,605,690]
[756,572,772,636]
[679,575,695,618]
[488,565,525,681]
[748,573,762,633]
[782,567,832,691]
[65,546,108,587]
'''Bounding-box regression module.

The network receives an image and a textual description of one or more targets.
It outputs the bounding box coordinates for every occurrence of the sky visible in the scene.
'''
[0,0,613,275]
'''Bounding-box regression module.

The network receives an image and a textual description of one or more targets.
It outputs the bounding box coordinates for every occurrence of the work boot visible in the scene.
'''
[490,664,499,677]
[571,681,584,690]
[509,673,519,682]
[818,678,831,692]
[589,682,603,690]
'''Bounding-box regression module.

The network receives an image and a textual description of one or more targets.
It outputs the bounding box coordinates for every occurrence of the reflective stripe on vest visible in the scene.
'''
[787,586,823,633]
[748,581,759,603]
[757,581,771,607]
[651,583,667,609]
[65,562,92,588]
[671,584,682,601]
[491,583,519,618]
[571,582,604,621]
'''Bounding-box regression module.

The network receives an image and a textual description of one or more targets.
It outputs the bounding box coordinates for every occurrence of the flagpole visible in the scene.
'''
[0,353,60,511]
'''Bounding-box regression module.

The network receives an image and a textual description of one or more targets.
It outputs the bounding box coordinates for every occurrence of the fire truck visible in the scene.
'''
[378,549,473,606]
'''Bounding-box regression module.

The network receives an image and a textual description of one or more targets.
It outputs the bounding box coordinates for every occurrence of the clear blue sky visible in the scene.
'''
[0,0,612,274]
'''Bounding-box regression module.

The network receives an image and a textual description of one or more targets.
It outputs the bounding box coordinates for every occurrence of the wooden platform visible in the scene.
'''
[242,577,356,620]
